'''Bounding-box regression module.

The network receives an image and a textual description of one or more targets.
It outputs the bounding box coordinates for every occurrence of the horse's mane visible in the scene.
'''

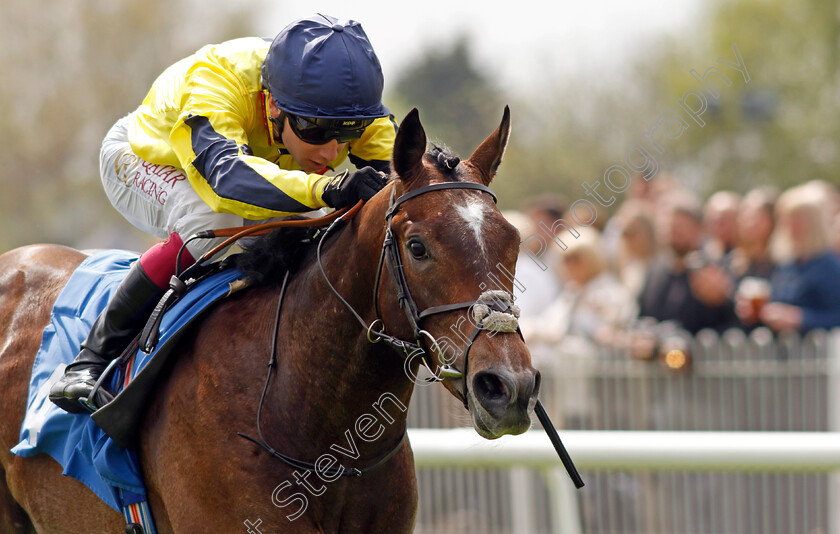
[234,146,462,286]
[231,220,318,286]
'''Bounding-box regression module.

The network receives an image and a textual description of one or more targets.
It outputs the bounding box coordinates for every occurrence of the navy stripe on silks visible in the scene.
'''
[186,115,312,213]
[348,154,390,174]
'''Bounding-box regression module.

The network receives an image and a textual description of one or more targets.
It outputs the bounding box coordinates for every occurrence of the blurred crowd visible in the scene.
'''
[510,176,840,365]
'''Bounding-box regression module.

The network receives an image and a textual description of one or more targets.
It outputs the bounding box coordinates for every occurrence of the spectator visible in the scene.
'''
[626,172,680,207]
[702,190,741,262]
[519,193,570,287]
[833,212,840,257]
[802,179,840,216]
[616,174,681,241]
[522,229,636,351]
[637,193,736,334]
[726,187,778,282]
[737,184,840,332]
[521,229,635,430]
[613,200,659,299]
[502,210,561,320]
[723,187,778,330]
[523,193,571,244]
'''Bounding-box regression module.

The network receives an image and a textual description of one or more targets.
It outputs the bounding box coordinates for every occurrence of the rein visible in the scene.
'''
[320,182,518,404]
[237,181,515,479]
[231,180,582,487]
[237,269,406,478]
[232,203,406,479]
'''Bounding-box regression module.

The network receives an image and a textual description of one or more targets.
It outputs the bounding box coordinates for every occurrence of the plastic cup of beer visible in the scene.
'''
[739,277,771,317]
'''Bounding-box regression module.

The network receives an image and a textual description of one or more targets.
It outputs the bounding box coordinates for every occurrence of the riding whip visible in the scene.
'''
[535,400,585,488]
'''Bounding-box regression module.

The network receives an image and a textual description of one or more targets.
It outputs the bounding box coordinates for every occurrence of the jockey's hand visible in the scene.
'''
[322,167,386,208]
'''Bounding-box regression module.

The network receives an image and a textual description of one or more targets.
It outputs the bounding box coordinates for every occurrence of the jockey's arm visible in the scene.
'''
[169,66,333,220]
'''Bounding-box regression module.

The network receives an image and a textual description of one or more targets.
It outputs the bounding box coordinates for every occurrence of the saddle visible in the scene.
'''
[93,209,350,448]
[91,258,249,449]
[11,212,339,532]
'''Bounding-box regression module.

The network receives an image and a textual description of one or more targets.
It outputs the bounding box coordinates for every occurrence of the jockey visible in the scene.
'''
[50,14,393,413]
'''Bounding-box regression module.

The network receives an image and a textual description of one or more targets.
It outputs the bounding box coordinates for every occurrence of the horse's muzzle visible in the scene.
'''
[471,367,541,437]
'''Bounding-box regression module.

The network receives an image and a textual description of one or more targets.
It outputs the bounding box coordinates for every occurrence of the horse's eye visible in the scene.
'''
[407,239,428,259]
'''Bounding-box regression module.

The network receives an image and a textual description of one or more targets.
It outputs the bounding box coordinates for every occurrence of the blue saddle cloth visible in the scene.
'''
[11,250,243,511]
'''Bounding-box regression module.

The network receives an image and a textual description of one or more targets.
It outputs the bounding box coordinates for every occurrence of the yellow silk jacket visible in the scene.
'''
[127,37,396,219]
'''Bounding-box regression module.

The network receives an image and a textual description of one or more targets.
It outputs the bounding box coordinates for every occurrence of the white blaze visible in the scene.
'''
[456,200,487,255]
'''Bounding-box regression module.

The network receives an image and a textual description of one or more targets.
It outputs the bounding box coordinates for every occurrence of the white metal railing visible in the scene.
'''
[409,429,840,472]
[406,328,840,534]
[410,428,840,534]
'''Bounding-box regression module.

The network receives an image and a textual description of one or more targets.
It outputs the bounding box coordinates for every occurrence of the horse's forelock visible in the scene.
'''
[425,145,461,179]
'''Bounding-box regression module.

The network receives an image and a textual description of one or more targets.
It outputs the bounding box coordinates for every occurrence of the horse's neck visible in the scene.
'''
[267,197,414,459]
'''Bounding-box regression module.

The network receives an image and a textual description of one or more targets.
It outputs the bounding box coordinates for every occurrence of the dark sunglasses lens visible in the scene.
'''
[296,127,330,144]
[288,115,372,144]
[286,116,322,143]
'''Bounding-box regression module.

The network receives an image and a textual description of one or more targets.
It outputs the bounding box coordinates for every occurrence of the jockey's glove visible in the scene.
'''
[322,167,387,208]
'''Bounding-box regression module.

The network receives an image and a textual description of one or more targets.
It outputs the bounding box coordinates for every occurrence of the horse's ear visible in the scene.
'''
[392,108,427,184]
[466,105,511,185]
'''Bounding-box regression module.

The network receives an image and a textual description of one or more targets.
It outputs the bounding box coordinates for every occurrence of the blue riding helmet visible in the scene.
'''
[262,13,390,120]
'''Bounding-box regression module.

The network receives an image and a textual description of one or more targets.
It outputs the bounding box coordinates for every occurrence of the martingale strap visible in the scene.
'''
[237,269,408,478]
[247,178,583,489]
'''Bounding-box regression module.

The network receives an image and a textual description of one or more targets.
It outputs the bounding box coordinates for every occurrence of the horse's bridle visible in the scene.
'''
[238,181,518,479]
[238,179,584,488]
[320,181,523,407]
[357,181,582,489]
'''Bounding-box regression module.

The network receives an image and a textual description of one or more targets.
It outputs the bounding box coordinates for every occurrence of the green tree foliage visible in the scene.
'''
[388,0,840,211]
[637,0,840,192]
[499,68,665,210]
[5,0,833,255]
[390,38,503,159]
[387,35,672,210]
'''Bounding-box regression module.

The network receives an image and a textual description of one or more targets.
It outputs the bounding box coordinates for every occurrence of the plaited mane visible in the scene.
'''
[426,145,461,178]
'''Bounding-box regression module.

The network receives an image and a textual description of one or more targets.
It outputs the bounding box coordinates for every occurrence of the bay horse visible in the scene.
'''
[0,107,539,533]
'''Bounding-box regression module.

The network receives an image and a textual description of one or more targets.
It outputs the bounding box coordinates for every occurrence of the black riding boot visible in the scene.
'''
[49,261,162,414]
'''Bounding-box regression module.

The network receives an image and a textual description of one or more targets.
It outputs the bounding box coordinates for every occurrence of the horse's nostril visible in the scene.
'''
[474,372,509,404]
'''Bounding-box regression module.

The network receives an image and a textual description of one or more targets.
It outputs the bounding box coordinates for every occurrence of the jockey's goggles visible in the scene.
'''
[286,113,375,145]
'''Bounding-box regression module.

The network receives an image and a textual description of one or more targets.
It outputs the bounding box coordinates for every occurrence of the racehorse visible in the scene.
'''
[0,107,540,533]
